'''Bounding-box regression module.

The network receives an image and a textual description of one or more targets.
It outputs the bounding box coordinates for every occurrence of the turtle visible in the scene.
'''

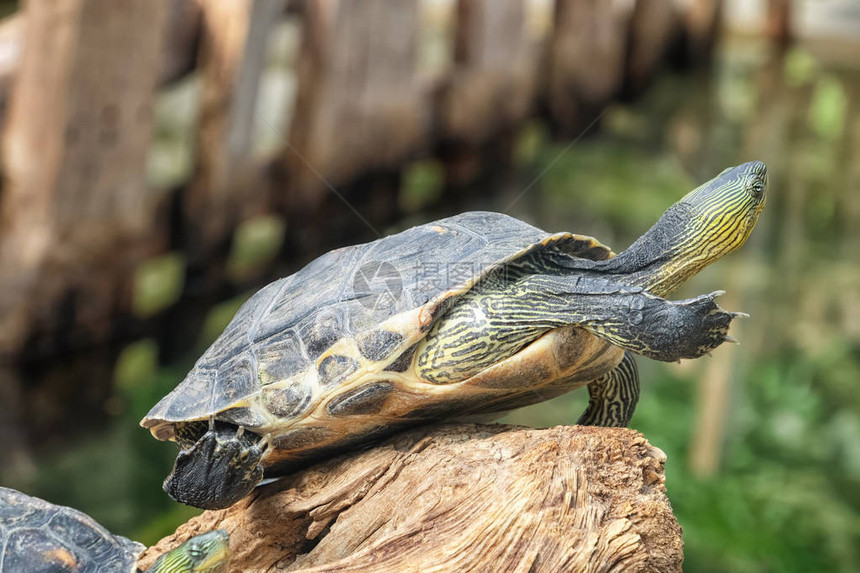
[0,487,229,572]
[142,161,767,510]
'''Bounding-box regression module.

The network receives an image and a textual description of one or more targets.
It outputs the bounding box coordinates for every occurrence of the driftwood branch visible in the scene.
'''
[139,424,683,572]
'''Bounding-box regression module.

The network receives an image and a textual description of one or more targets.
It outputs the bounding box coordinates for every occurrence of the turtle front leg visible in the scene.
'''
[585,290,744,362]
[578,352,639,427]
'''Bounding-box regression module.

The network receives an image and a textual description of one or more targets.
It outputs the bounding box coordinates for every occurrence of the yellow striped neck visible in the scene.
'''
[598,161,767,298]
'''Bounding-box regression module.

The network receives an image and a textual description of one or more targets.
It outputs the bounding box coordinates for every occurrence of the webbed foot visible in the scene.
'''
[637,290,742,361]
[164,421,265,509]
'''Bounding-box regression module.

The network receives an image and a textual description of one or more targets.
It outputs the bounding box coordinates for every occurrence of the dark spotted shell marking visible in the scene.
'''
[264,386,312,419]
[219,406,267,428]
[356,330,404,362]
[384,344,418,372]
[318,355,359,386]
[299,309,346,357]
[271,427,333,451]
[326,382,395,416]
[257,329,306,384]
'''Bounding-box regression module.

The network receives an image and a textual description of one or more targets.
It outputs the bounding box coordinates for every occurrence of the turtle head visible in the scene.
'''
[145,529,230,573]
[611,161,767,296]
[679,160,767,250]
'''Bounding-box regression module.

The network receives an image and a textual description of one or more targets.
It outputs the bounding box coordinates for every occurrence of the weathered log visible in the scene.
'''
[139,424,683,572]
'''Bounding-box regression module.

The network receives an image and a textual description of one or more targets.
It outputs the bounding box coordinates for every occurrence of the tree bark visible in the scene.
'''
[139,424,683,572]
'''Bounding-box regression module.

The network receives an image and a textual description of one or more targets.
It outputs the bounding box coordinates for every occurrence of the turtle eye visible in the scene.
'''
[187,542,204,560]
[749,179,765,199]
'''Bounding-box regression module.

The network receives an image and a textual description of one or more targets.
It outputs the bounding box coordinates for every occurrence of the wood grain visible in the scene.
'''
[139,424,683,572]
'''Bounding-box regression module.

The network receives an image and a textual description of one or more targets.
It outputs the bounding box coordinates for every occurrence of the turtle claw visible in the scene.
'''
[725,335,739,344]
[256,433,272,452]
[236,425,245,440]
[208,415,215,431]
[732,311,750,319]
[637,291,742,361]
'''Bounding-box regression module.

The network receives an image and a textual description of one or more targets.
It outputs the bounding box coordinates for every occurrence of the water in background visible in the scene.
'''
[4,35,859,572]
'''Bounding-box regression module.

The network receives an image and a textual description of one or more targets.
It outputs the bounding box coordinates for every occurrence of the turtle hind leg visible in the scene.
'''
[577,352,639,427]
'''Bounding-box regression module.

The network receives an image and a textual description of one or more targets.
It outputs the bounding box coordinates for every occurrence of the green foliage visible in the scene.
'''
[808,75,848,141]
[784,48,818,87]
[513,121,550,167]
[529,132,693,235]
[400,160,445,213]
[22,362,200,543]
[132,252,186,318]
[639,355,860,573]
[227,215,287,282]
[114,339,160,391]
[147,77,199,189]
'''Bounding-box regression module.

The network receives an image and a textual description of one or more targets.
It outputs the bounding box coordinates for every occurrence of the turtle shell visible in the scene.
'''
[0,487,142,573]
[142,212,612,440]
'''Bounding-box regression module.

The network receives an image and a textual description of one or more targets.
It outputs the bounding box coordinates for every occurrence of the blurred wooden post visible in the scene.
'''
[688,341,736,477]
[546,0,633,135]
[438,0,534,188]
[161,0,204,84]
[689,277,746,477]
[185,0,286,260]
[626,0,680,95]
[0,2,202,111]
[284,0,426,211]
[765,0,792,47]
[682,0,723,64]
[442,0,534,144]
[0,0,168,355]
